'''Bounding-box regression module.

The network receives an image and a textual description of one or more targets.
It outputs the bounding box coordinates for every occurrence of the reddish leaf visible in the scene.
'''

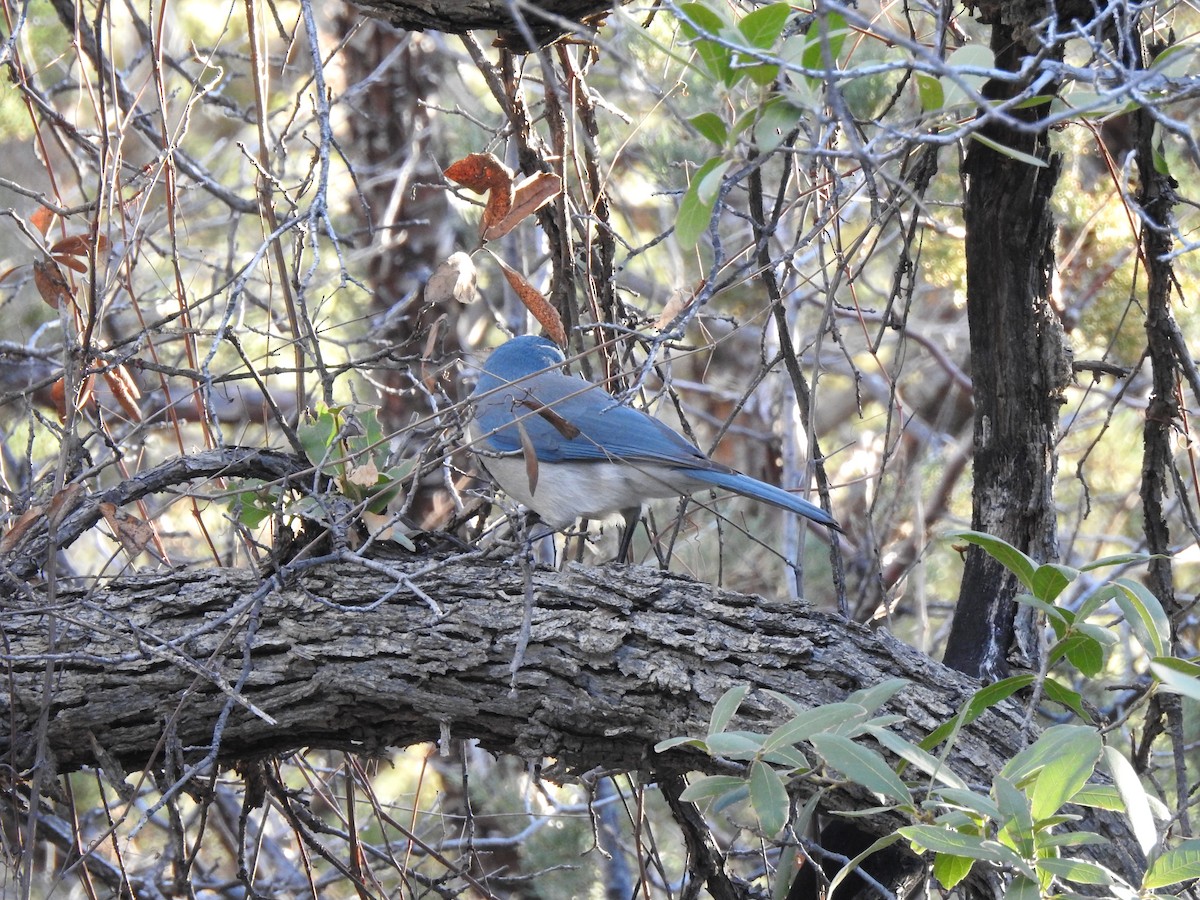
[54,255,88,273]
[33,258,72,309]
[99,501,155,557]
[444,152,512,194]
[491,255,567,349]
[50,374,94,420]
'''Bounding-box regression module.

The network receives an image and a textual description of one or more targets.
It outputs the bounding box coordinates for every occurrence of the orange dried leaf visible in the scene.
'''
[50,374,94,420]
[444,152,513,194]
[483,172,563,240]
[102,364,142,422]
[46,483,86,529]
[33,258,72,309]
[481,183,514,237]
[30,207,54,237]
[494,257,567,349]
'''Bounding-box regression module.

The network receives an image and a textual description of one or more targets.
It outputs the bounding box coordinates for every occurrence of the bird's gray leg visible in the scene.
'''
[615,506,641,563]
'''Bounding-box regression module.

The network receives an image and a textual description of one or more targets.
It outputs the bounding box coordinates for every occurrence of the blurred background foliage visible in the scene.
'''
[1,0,1198,893]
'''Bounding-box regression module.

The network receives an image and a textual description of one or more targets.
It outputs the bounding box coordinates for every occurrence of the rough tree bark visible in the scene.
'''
[943,8,1073,679]
[351,0,624,46]
[1,552,1142,884]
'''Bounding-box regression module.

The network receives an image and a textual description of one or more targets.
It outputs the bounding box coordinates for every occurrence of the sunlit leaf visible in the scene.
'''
[1144,839,1200,889]
[676,157,731,249]
[1110,577,1170,658]
[810,734,911,806]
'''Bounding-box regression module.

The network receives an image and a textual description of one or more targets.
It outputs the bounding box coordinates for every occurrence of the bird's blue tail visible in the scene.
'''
[683,468,841,531]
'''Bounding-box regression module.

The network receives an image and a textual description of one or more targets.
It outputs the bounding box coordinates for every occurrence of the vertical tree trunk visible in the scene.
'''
[943,18,1072,678]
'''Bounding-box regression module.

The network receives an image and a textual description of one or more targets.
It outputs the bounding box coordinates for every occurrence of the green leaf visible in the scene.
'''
[1111,577,1170,658]
[298,406,339,465]
[971,133,1050,168]
[866,726,968,790]
[1037,855,1115,885]
[899,825,1035,879]
[705,730,764,759]
[1031,563,1077,603]
[921,675,1034,751]
[994,775,1035,858]
[675,157,731,249]
[752,97,802,151]
[916,72,944,111]
[945,530,1036,589]
[1144,839,1200,889]
[681,157,729,242]
[678,2,735,84]
[1150,657,1200,701]
[709,684,750,735]
[654,735,707,752]
[1079,551,1155,572]
[1057,631,1105,677]
[773,845,800,900]
[750,760,789,836]
[1102,746,1156,857]
[930,787,1002,821]
[679,774,749,803]
[940,44,994,108]
[1070,784,1124,811]
[762,702,868,751]
[1003,875,1041,900]
[690,112,728,146]
[1040,679,1092,722]
[1001,725,1101,819]
[739,3,790,48]
[800,11,847,77]
[933,852,975,890]
[846,677,910,714]
[810,734,911,806]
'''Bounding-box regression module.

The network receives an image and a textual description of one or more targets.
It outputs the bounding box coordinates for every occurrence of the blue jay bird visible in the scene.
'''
[469,335,840,559]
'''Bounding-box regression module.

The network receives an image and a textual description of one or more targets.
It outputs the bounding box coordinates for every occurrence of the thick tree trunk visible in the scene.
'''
[943,18,1071,679]
[1,552,1141,884]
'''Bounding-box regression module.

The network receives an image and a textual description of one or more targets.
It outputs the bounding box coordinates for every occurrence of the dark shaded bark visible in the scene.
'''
[943,15,1071,679]
[352,0,622,47]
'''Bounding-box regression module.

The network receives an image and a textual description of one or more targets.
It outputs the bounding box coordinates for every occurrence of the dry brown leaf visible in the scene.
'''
[515,419,539,496]
[54,255,88,274]
[655,281,705,330]
[482,172,563,241]
[47,483,86,530]
[33,258,72,309]
[425,252,477,306]
[0,504,45,555]
[444,152,512,194]
[99,501,156,557]
[346,459,379,487]
[519,395,580,439]
[103,364,143,422]
[492,256,567,349]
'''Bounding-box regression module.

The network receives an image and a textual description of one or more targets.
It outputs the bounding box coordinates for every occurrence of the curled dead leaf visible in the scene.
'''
[482,172,563,241]
[444,152,512,195]
[425,252,478,306]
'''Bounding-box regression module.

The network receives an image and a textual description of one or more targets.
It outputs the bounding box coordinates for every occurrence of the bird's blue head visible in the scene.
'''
[481,334,568,382]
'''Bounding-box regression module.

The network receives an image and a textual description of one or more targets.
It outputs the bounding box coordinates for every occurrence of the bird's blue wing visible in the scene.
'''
[473,368,708,466]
